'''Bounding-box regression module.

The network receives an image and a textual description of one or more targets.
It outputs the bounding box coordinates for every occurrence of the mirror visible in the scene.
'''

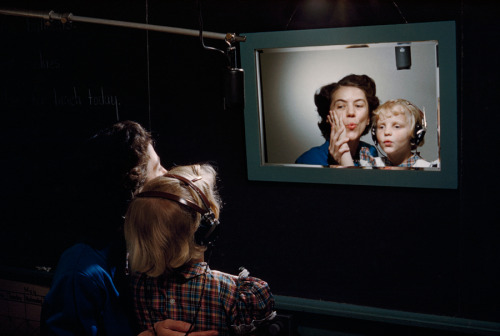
[259,41,439,166]
[241,21,457,188]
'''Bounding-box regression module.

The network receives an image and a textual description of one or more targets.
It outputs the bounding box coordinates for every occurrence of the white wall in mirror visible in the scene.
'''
[258,41,439,165]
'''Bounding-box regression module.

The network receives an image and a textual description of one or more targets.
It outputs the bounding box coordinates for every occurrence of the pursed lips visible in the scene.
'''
[346,123,358,130]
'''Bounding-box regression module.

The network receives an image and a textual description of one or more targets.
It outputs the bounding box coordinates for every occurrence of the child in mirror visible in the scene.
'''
[364,99,433,168]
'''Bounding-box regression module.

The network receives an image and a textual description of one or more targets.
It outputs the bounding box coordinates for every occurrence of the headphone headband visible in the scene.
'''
[135,190,207,215]
[135,172,220,247]
[164,173,213,213]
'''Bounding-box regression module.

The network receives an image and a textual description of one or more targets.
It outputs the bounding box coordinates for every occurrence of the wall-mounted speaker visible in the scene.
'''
[395,45,411,70]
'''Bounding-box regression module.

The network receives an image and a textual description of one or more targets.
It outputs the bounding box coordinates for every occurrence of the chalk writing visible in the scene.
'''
[54,87,82,106]
[88,87,119,107]
[39,51,61,70]
[52,86,120,116]
[88,86,121,120]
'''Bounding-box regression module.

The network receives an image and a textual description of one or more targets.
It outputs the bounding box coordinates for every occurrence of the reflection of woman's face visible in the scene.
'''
[330,86,369,142]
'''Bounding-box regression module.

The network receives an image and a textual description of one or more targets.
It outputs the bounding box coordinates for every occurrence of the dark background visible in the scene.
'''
[1,0,499,326]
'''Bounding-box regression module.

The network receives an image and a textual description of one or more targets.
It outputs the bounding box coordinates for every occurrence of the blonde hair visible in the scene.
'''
[372,99,426,148]
[124,163,221,277]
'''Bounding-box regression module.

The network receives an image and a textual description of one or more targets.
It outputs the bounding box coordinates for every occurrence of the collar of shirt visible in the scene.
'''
[175,262,209,280]
[382,153,421,167]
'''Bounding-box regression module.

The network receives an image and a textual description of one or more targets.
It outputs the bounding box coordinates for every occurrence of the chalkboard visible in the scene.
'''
[0,12,230,267]
[0,14,153,265]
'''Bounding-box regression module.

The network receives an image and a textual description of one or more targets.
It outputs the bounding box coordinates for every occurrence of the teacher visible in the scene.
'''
[296,74,380,166]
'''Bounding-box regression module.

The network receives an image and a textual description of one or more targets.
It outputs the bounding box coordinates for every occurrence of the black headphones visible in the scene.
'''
[411,122,426,147]
[136,173,220,247]
[370,124,378,145]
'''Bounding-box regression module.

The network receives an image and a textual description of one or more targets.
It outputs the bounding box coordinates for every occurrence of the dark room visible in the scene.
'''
[1,1,499,335]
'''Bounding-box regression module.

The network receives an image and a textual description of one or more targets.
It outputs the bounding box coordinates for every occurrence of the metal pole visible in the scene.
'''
[0,8,246,42]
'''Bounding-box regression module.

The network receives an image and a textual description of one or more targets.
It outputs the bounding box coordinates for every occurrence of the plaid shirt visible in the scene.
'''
[377,153,426,167]
[129,262,275,335]
[329,141,379,166]
[356,145,378,166]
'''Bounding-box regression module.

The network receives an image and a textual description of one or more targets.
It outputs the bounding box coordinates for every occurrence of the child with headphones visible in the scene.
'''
[124,163,276,335]
[366,99,433,168]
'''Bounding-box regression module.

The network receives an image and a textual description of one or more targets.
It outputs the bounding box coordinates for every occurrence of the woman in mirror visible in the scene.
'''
[295,74,380,166]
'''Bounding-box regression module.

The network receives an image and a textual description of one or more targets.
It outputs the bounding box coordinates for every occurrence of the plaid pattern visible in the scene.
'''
[130,262,274,335]
[330,141,378,166]
[357,145,378,166]
[378,153,424,167]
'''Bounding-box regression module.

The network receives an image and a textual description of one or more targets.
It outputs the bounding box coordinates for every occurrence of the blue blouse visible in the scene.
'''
[41,243,134,336]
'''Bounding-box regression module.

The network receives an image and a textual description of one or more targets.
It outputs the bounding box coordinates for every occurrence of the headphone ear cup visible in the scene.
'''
[371,126,377,144]
[412,123,426,147]
[417,128,426,146]
[194,212,220,247]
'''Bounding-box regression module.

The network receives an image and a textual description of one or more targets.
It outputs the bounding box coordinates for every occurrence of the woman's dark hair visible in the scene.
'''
[73,120,153,247]
[315,74,380,140]
[90,120,153,197]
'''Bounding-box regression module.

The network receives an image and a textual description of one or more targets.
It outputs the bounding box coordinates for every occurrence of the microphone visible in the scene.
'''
[224,67,244,109]
[224,34,245,109]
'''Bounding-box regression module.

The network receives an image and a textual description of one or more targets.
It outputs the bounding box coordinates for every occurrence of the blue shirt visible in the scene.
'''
[41,243,134,336]
[295,141,378,166]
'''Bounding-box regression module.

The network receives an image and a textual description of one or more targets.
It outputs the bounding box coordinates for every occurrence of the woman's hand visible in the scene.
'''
[328,110,354,166]
[138,319,219,336]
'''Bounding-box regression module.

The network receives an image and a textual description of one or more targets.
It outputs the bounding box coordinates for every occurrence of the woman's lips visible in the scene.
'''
[346,123,357,130]
[383,141,393,146]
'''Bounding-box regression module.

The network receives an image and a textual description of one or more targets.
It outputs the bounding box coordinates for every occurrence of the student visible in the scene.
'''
[295,74,380,166]
[41,121,217,336]
[367,99,432,167]
[124,163,276,335]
